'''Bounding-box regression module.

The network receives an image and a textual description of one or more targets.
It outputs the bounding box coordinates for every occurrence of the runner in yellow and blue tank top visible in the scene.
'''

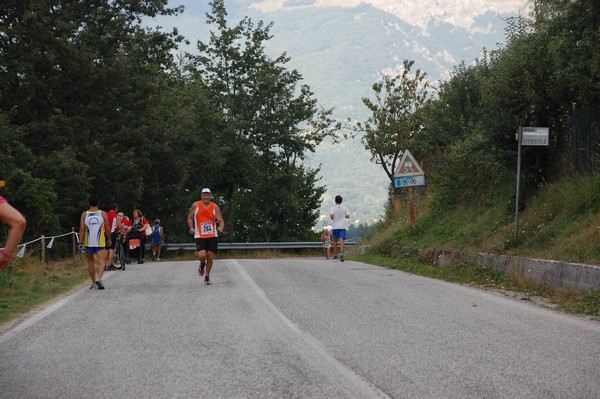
[79,194,111,290]
[84,210,107,247]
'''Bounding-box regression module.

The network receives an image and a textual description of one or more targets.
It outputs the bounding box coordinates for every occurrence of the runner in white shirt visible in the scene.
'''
[329,195,350,262]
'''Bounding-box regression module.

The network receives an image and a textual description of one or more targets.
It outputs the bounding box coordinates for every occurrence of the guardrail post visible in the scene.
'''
[41,235,48,276]
[71,228,77,267]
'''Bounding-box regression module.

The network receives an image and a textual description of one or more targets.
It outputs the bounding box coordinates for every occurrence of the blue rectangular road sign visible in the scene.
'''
[394,175,425,188]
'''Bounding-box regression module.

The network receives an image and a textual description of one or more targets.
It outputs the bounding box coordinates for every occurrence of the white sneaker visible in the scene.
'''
[90,283,97,290]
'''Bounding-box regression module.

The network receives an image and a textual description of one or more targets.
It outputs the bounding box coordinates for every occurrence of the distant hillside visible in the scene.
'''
[240,4,511,224]
[160,1,517,225]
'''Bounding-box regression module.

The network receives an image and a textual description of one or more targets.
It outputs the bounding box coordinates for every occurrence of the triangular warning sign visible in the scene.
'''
[394,149,424,177]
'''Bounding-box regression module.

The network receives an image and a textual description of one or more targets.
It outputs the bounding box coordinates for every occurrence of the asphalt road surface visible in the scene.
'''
[1,258,599,398]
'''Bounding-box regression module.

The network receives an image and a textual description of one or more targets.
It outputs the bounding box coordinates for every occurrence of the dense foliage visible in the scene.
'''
[357,0,599,214]
[0,0,333,243]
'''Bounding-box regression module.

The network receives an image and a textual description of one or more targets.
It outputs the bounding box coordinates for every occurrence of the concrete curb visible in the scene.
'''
[352,245,600,292]
[436,251,600,292]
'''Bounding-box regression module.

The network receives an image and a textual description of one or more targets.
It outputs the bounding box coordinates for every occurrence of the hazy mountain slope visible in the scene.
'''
[244,4,509,113]
[160,0,525,225]
[238,4,511,224]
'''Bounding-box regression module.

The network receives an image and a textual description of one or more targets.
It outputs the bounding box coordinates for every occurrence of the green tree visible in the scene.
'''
[190,0,336,241]
[0,0,188,235]
[416,0,600,214]
[355,60,432,186]
[0,169,60,239]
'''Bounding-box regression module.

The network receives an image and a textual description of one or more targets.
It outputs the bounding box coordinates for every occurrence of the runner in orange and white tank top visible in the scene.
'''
[193,201,218,239]
[187,188,225,285]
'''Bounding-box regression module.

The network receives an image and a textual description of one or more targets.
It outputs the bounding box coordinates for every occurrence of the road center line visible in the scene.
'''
[231,259,391,399]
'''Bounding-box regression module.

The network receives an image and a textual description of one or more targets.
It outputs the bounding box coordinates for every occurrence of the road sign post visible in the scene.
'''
[394,150,425,228]
[515,126,549,244]
[515,127,523,244]
[408,187,416,228]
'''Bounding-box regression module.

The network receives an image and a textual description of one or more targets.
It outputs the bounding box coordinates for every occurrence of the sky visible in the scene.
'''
[249,0,532,31]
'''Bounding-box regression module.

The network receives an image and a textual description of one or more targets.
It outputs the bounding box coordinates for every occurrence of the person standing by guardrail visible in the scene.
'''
[0,195,27,268]
[187,188,225,285]
[329,195,350,262]
[152,219,164,261]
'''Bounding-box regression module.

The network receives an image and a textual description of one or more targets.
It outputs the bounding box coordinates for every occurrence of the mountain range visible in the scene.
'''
[159,0,530,226]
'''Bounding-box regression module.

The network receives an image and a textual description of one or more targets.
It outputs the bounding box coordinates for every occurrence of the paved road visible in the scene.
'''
[1,258,599,398]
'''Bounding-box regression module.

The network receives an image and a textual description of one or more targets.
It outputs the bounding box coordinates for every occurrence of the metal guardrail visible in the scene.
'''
[165,241,357,251]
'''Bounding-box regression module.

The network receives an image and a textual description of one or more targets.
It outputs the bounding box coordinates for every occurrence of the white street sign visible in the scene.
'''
[521,127,549,146]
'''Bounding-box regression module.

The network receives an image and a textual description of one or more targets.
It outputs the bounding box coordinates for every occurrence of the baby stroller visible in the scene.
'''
[128,230,143,264]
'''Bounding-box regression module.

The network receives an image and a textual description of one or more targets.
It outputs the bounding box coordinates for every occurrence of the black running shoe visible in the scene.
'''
[96,280,105,290]
[198,261,205,277]
[204,276,211,285]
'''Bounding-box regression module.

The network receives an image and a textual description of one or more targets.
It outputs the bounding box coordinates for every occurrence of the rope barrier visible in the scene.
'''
[1,231,78,257]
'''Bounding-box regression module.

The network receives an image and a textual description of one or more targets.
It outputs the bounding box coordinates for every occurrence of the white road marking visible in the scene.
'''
[232,259,391,399]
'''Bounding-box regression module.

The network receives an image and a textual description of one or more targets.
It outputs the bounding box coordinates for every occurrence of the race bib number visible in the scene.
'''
[201,222,214,236]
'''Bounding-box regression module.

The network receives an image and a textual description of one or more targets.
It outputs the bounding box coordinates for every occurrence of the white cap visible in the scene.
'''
[201,188,211,194]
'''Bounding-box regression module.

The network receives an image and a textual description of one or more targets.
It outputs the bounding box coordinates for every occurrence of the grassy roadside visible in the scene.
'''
[0,256,90,328]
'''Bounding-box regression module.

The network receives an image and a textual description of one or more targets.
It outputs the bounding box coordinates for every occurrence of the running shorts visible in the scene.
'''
[332,229,347,240]
[195,237,219,253]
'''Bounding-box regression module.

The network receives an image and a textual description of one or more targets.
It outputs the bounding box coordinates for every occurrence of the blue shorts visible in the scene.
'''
[332,229,347,239]
[84,247,105,255]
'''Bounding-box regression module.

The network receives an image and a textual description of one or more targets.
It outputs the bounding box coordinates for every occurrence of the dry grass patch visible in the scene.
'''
[0,256,89,327]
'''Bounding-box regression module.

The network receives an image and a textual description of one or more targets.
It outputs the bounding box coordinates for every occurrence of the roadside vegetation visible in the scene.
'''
[0,257,89,327]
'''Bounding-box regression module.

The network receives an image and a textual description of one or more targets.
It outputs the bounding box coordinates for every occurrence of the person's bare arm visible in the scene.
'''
[79,212,86,244]
[102,211,111,246]
[215,204,225,233]
[187,202,198,235]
